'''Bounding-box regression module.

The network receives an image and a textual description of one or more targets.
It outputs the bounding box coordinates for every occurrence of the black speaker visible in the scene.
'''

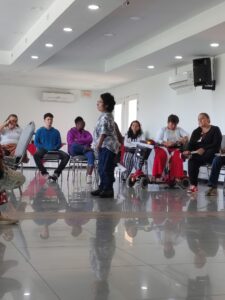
[193,58,212,87]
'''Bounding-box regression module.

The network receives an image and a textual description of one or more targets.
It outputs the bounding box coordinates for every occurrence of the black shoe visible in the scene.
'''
[91,189,102,196]
[99,190,114,198]
[49,173,59,182]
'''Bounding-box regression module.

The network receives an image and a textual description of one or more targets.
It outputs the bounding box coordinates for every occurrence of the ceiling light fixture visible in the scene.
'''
[175,55,183,60]
[31,55,39,60]
[24,292,31,296]
[45,43,54,48]
[104,33,114,37]
[147,65,155,69]
[88,4,100,10]
[210,42,219,48]
[63,27,73,32]
[130,16,140,21]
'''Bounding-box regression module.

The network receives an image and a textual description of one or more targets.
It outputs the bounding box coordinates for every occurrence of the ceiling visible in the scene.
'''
[1,0,225,90]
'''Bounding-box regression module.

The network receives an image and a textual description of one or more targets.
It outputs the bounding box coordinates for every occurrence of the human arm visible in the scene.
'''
[96,134,106,151]
[0,120,9,133]
[54,131,62,150]
[34,129,44,149]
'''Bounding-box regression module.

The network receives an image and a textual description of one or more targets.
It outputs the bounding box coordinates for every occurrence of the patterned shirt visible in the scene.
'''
[93,112,119,154]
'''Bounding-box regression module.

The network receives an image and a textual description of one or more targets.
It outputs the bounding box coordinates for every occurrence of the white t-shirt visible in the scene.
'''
[124,133,145,148]
[156,127,188,144]
[0,127,22,145]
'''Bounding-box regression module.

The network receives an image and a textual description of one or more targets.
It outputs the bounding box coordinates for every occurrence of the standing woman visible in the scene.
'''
[122,120,144,179]
[91,93,119,198]
[183,113,222,193]
[0,114,22,156]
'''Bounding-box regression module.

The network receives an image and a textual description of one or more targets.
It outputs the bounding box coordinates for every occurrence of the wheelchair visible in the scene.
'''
[126,142,190,189]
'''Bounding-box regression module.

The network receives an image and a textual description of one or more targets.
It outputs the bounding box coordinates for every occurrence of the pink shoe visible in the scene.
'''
[187,186,198,193]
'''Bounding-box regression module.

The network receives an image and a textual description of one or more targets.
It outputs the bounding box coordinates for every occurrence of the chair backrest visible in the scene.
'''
[15,121,35,159]
[221,135,225,149]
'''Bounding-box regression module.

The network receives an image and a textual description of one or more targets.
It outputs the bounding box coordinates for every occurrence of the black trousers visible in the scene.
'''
[34,149,70,176]
[188,151,215,186]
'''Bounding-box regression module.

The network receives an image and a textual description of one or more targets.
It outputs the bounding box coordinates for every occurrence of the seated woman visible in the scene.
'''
[183,113,222,193]
[0,114,22,156]
[67,116,95,184]
[148,114,188,181]
[0,145,25,224]
[122,120,144,179]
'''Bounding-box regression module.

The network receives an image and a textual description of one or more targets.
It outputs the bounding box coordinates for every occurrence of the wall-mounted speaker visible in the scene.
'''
[193,57,212,87]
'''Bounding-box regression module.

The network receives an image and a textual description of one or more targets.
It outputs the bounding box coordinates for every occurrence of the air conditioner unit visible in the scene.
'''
[168,71,193,90]
[41,92,75,103]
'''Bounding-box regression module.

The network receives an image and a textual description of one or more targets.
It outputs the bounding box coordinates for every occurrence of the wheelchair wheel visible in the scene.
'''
[126,175,135,188]
[140,177,149,189]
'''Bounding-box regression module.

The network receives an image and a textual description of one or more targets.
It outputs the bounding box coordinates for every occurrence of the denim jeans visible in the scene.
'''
[208,156,225,187]
[69,143,95,167]
[98,147,116,191]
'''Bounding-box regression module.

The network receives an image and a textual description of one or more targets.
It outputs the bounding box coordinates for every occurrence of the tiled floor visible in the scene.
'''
[1,169,225,299]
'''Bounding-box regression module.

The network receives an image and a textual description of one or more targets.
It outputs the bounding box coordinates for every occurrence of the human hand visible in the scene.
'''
[163,141,174,147]
[220,148,225,154]
[196,148,205,155]
[183,150,191,157]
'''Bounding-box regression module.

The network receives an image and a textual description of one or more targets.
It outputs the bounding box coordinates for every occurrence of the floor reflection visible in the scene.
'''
[0,169,225,299]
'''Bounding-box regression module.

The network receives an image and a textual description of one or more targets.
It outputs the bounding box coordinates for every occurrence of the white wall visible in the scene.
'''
[0,85,99,142]
[110,53,225,139]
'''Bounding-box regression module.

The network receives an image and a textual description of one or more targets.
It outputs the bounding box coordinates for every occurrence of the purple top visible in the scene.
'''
[67,127,93,153]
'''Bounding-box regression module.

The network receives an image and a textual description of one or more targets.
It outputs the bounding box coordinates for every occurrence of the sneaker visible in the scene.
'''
[49,173,59,182]
[187,186,198,193]
[205,187,218,196]
[42,172,50,180]
[0,214,18,225]
[91,189,102,196]
[99,190,114,198]
[86,175,92,184]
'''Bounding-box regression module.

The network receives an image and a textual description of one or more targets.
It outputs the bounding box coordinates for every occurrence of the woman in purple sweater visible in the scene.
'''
[67,117,95,184]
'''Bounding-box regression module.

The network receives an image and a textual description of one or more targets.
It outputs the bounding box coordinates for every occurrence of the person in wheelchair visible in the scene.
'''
[122,120,144,180]
[147,114,188,183]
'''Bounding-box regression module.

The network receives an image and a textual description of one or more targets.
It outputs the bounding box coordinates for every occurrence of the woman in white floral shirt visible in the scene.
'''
[91,93,119,198]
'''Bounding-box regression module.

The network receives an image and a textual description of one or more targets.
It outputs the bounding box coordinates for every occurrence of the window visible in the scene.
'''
[128,99,137,127]
[114,103,122,132]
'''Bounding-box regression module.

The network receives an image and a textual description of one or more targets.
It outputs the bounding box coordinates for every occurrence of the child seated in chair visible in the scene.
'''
[67,116,94,184]
[34,113,69,181]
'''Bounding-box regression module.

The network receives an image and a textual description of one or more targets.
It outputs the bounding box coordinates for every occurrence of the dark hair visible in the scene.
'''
[199,112,210,121]
[74,116,84,124]
[44,113,54,119]
[167,114,179,125]
[5,114,19,127]
[127,120,142,139]
[100,93,116,112]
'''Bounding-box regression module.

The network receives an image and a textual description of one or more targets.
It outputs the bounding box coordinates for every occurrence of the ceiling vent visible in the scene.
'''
[168,71,193,90]
[41,92,75,103]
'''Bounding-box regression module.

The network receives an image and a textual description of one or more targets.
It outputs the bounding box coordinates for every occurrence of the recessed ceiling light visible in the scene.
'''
[130,16,141,21]
[104,33,114,37]
[31,55,39,60]
[63,27,73,32]
[210,42,219,48]
[24,292,31,296]
[88,4,100,10]
[147,65,155,69]
[45,43,54,48]
[175,55,183,60]
[141,286,148,290]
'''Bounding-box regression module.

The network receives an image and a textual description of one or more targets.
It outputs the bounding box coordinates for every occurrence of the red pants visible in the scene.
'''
[152,147,184,179]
